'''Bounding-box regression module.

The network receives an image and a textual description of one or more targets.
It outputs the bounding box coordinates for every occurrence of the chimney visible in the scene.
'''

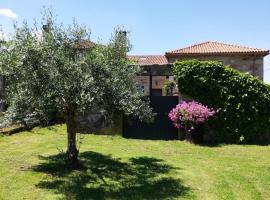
[119,31,127,37]
[43,24,49,32]
[116,30,128,55]
[42,23,52,33]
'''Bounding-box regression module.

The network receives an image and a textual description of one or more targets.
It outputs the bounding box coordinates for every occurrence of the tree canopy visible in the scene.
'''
[0,10,153,165]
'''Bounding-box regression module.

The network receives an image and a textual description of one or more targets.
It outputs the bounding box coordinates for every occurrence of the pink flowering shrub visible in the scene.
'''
[168,101,216,132]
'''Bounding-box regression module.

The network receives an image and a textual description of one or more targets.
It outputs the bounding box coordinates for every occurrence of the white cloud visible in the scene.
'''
[0,9,18,19]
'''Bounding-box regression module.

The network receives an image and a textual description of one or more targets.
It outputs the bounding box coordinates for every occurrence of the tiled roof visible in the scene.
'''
[73,40,96,49]
[128,55,169,65]
[166,41,269,56]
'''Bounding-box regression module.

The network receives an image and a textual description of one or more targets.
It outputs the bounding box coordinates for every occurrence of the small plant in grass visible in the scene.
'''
[168,101,216,135]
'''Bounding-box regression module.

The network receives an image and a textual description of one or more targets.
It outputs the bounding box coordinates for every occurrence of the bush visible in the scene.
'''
[168,101,216,132]
[163,80,176,96]
[173,60,270,144]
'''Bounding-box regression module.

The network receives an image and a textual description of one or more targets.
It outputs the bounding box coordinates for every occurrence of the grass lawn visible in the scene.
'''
[0,125,270,200]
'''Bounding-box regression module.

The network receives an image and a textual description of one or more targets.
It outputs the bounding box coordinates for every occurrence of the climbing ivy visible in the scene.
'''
[173,59,270,144]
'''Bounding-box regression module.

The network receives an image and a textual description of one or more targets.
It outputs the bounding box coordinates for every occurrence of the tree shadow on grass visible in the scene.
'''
[32,151,191,200]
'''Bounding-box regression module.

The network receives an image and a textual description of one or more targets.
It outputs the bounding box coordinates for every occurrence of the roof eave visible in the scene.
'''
[165,51,270,58]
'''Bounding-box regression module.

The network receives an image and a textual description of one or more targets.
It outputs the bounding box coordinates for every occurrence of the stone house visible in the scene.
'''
[0,40,268,137]
[128,41,269,96]
[122,42,269,139]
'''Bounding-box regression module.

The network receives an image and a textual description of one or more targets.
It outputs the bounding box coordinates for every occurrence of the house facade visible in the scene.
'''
[128,41,269,96]
[0,41,268,107]
[0,40,268,137]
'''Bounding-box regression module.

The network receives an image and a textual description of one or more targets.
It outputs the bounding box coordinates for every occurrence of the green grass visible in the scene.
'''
[0,125,270,200]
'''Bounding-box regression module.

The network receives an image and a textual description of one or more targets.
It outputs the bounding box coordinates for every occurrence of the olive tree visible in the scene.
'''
[0,11,153,166]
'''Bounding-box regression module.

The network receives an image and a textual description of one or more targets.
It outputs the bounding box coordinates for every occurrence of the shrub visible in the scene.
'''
[168,101,216,132]
[163,80,176,96]
[173,60,270,144]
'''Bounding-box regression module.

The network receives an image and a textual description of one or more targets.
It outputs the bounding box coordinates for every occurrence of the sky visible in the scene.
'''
[0,0,270,82]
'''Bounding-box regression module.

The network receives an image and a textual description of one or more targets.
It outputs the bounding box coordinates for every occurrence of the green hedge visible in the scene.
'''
[173,60,270,144]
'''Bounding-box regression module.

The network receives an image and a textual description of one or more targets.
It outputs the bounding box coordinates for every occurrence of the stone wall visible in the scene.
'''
[135,55,264,98]
[152,76,167,90]
[136,75,175,96]
[135,76,150,95]
[168,55,264,80]
[75,109,123,135]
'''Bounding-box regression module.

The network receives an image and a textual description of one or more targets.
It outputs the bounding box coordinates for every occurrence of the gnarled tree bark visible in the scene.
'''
[66,110,79,167]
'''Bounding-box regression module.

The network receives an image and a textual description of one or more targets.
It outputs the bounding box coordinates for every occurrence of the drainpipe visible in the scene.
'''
[149,75,152,97]
[252,54,256,77]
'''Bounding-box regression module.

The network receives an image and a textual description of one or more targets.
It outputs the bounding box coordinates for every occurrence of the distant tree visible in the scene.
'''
[0,9,153,166]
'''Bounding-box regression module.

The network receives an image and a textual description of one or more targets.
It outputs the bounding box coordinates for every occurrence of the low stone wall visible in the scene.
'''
[75,110,122,135]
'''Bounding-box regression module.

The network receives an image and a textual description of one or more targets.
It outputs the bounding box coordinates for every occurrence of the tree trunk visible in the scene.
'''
[66,111,79,167]
[185,124,204,144]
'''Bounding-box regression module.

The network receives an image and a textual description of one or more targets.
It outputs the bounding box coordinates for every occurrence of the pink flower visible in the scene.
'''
[168,101,217,132]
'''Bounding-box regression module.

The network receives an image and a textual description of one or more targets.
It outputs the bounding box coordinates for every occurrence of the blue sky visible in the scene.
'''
[0,0,270,82]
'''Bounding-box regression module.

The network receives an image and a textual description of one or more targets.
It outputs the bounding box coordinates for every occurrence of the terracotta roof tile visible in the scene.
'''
[128,55,169,65]
[166,41,269,56]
